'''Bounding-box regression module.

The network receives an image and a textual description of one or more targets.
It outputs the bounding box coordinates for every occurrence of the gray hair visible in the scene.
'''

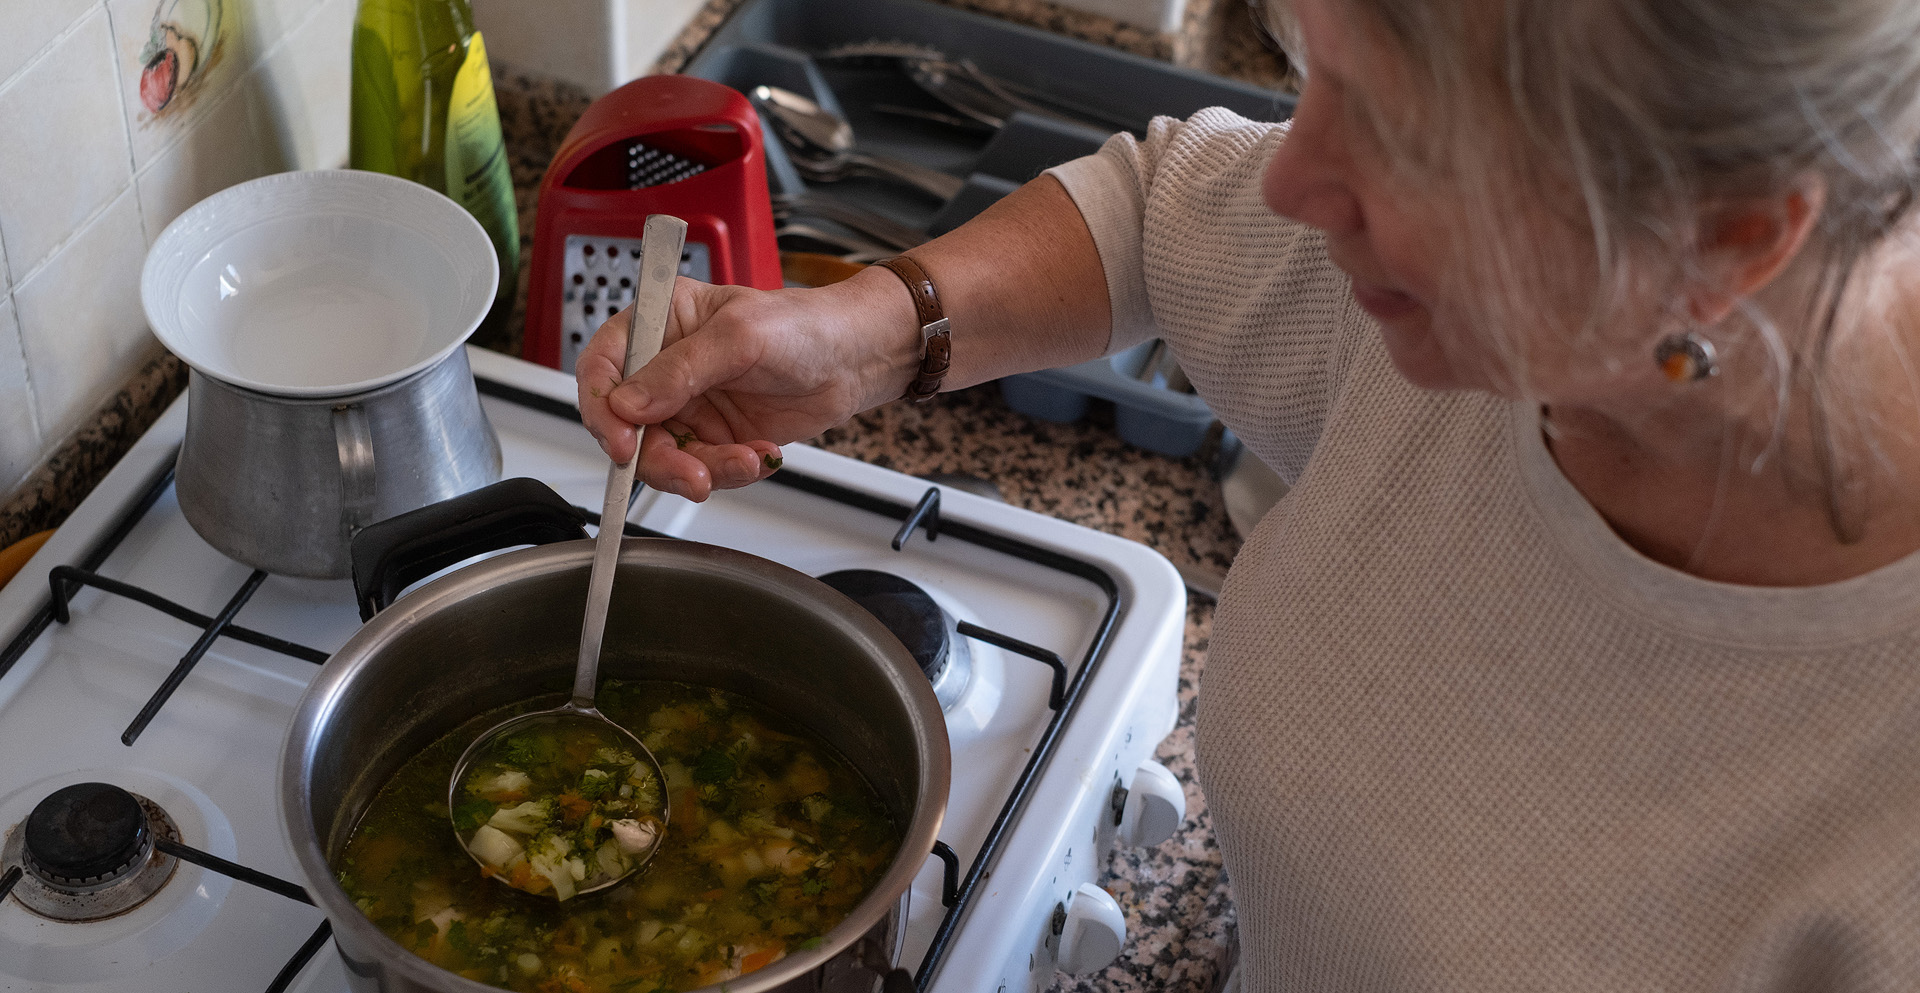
[1267,0,1917,360]
[1263,0,1920,531]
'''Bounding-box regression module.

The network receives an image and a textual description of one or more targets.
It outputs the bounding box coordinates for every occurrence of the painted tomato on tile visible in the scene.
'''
[139,0,225,116]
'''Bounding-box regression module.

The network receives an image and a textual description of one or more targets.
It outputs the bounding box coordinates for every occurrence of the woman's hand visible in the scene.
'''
[576,268,921,502]
[577,174,1115,501]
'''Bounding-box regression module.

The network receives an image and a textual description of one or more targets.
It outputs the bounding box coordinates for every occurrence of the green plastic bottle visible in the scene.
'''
[350,0,520,349]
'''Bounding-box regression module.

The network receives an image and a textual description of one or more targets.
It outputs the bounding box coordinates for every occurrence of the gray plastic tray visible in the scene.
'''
[683,0,1293,456]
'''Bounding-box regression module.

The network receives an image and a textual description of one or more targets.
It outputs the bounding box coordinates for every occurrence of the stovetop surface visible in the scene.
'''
[0,350,1185,993]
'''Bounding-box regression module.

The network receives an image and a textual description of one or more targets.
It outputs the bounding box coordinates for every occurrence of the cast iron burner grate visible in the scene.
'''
[0,374,1125,991]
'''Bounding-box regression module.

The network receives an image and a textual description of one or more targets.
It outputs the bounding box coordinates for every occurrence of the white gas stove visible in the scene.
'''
[0,348,1187,993]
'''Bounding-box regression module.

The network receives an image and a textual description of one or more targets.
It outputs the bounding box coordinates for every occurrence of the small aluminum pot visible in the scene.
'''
[281,480,949,993]
[175,347,501,579]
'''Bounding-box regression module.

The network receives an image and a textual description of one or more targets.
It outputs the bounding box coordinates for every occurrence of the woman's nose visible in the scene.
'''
[1262,98,1363,236]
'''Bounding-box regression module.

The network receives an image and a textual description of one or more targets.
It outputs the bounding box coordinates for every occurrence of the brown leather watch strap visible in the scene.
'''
[874,255,951,404]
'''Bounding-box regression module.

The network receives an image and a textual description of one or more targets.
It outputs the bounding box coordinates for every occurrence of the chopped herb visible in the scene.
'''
[452,797,495,834]
[446,920,474,955]
[801,876,828,896]
[500,735,541,767]
[797,936,826,951]
[671,430,696,450]
[414,919,440,944]
[760,453,783,472]
[692,749,737,784]
[577,771,617,801]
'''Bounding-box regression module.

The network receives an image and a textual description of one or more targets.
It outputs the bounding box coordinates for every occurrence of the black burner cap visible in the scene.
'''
[819,569,950,683]
[24,783,148,883]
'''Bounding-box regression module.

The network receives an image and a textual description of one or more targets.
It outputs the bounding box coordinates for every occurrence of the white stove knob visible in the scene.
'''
[1119,759,1185,848]
[1057,883,1127,974]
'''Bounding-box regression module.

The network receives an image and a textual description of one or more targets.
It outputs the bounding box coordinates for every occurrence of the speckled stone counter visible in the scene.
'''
[1,5,1288,988]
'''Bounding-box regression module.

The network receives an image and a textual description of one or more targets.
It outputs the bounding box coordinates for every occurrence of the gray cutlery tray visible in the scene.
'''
[683,0,1292,457]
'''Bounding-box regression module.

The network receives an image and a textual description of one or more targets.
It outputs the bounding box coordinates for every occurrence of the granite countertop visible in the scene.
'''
[0,2,1289,988]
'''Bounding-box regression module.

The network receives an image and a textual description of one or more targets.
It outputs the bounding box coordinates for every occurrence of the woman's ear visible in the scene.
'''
[1687,178,1825,324]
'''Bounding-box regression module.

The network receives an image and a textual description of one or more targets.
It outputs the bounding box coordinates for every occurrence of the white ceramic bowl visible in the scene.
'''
[141,170,499,398]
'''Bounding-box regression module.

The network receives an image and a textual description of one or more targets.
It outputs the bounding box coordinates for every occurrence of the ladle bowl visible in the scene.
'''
[445,707,668,899]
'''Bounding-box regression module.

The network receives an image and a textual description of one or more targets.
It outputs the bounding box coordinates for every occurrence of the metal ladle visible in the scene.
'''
[447,214,687,899]
[751,85,964,202]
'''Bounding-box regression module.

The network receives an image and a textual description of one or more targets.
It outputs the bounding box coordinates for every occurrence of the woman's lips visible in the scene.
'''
[1350,279,1422,321]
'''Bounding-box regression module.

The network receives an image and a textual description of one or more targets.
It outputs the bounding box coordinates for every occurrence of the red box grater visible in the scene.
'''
[523,75,783,372]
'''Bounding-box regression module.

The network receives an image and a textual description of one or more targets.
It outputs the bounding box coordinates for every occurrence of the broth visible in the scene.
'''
[334,680,900,992]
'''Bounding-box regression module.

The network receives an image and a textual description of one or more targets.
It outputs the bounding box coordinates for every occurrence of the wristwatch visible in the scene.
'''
[874,256,951,404]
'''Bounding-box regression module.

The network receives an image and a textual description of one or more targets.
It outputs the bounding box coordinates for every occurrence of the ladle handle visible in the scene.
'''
[575,214,688,710]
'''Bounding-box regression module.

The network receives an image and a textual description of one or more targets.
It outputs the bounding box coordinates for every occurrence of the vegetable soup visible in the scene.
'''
[334,680,901,992]
[455,719,667,900]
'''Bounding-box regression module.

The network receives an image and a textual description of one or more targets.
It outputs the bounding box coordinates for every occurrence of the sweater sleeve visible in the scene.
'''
[1046,108,1369,484]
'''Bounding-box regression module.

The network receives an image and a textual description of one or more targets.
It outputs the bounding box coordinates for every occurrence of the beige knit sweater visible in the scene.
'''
[1048,109,1920,993]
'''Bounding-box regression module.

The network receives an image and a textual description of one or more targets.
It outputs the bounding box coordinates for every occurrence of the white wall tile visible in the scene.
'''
[0,9,135,274]
[255,0,352,170]
[106,0,252,170]
[0,0,98,90]
[0,297,44,491]
[13,190,160,445]
[136,68,286,241]
[246,0,327,70]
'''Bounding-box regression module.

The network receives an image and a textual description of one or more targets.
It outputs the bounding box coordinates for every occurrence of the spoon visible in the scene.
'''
[447,214,687,900]
[751,85,964,202]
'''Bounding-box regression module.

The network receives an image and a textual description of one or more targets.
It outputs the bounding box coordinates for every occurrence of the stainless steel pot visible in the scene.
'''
[175,347,501,579]
[280,480,950,993]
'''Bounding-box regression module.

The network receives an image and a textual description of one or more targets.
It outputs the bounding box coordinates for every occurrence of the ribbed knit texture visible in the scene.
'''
[1048,110,1920,993]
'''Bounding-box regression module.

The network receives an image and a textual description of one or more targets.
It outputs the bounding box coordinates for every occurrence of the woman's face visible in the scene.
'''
[1262,0,1646,401]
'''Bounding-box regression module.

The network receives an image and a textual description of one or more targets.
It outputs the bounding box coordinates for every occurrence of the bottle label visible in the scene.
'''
[446,31,520,294]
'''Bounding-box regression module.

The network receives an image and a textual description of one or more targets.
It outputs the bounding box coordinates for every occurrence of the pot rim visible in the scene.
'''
[279,537,951,992]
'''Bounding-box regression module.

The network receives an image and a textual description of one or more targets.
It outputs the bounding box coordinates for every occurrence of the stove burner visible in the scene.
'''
[819,569,972,710]
[2,783,180,921]
[26,783,146,885]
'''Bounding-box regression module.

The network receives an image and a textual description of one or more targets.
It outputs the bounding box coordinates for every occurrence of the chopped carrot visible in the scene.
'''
[701,887,726,902]
[741,946,783,972]
[671,789,706,837]
[508,862,549,893]
[556,792,592,824]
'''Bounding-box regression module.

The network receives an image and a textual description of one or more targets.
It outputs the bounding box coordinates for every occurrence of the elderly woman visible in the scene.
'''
[580,0,1920,986]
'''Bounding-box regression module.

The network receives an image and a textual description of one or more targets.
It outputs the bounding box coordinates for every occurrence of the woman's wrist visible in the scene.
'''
[828,265,931,412]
